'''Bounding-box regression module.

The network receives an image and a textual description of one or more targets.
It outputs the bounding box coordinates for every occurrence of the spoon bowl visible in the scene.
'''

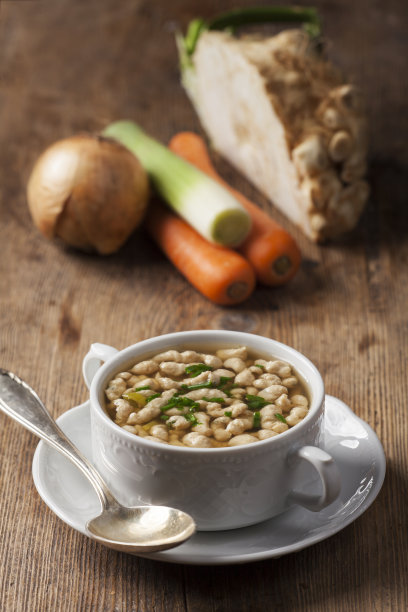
[87,505,196,553]
[0,369,196,553]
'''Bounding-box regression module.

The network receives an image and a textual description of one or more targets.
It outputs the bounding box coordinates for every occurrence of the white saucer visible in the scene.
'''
[32,395,385,565]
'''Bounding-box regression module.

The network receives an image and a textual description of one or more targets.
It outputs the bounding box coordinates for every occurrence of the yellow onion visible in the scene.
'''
[27,134,150,254]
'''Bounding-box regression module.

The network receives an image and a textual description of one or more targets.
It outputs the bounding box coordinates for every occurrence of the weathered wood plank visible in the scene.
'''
[0,0,407,610]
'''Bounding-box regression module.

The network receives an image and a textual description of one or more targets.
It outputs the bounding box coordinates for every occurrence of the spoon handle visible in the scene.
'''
[0,369,117,511]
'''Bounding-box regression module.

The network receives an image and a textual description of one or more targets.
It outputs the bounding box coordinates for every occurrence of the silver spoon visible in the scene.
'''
[0,369,196,553]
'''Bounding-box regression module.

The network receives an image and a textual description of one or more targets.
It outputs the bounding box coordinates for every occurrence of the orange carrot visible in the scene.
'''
[169,132,302,286]
[146,200,256,306]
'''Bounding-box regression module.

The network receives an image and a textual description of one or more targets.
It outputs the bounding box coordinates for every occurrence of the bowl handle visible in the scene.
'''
[287,446,341,511]
[82,343,119,389]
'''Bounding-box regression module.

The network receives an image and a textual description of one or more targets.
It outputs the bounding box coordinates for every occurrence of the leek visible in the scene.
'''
[181,6,322,60]
[103,121,251,247]
[177,6,322,90]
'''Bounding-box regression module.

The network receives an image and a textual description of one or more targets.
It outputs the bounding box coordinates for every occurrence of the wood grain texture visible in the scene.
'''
[0,0,407,610]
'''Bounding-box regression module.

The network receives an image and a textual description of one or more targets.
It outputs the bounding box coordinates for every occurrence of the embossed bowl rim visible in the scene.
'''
[90,330,325,455]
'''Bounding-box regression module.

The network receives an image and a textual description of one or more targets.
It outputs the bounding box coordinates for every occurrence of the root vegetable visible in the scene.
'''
[328,131,353,162]
[27,135,149,254]
[292,135,329,177]
[146,200,256,305]
[301,170,342,211]
[178,7,370,242]
[169,132,301,286]
[103,121,252,248]
[330,84,364,113]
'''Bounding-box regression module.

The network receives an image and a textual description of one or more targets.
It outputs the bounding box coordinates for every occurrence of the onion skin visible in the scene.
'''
[27,134,150,254]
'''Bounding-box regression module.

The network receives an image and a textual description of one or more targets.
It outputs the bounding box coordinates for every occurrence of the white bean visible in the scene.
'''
[216,347,247,361]
[113,399,133,424]
[277,365,292,378]
[234,368,255,386]
[127,402,161,425]
[258,385,287,402]
[128,375,143,387]
[105,378,127,401]
[191,412,212,436]
[263,360,290,376]
[257,429,279,440]
[226,417,253,436]
[130,360,159,375]
[291,394,309,407]
[212,415,231,427]
[253,374,281,389]
[229,402,249,418]
[162,407,188,416]
[206,403,227,418]
[182,433,213,448]
[179,351,203,363]
[286,407,308,426]
[212,368,235,379]
[182,370,210,385]
[117,372,132,381]
[229,387,246,399]
[228,434,258,446]
[167,415,191,430]
[270,422,289,434]
[246,386,258,396]
[160,362,186,377]
[201,354,223,368]
[261,373,282,383]
[260,405,281,418]
[153,350,181,363]
[161,389,179,401]
[214,428,232,442]
[261,415,286,430]
[133,377,160,391]
[155,376,180,390]
[254,359,268,368]
[223,357,246,373]
[281,376,298,388]
[184,388,227,400]
[150,424,169,441]
[275,394,291,410]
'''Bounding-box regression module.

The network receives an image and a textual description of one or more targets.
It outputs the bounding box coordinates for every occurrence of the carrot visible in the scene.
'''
[169,132,302,286]
[146,200,256,306]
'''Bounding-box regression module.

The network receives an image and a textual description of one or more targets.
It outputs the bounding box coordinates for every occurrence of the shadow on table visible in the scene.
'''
[131,459,406,611]
[61,213,328,317]
[321,157,408,251]
[57,156,408,323]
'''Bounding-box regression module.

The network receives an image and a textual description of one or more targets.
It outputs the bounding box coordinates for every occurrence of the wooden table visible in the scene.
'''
[0,1,407,610]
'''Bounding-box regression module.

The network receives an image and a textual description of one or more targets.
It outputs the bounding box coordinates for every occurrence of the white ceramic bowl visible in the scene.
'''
[83,330,341,531]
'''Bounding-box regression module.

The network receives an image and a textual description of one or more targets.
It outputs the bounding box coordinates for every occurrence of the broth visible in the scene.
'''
[103,344,311,448]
